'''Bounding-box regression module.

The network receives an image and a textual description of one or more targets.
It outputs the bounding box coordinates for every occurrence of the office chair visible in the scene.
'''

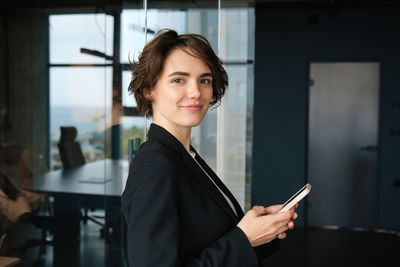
[57,126,106,236]
[58,126,86,169]
[8,211,55,266]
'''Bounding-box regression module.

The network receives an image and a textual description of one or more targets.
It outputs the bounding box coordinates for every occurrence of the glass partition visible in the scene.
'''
[50,14,114,64]
[0,1,255,266]
[0,10,115,267]
[215,3,255,210]
[120,0,255,231]
[49,14,113,169]
[50,12,114,267]
[49,66,112,169]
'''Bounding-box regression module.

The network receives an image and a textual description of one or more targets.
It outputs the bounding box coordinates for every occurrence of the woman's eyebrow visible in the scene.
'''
[168,72,213,77]
[200,73,213,77]
[168,71,190,77]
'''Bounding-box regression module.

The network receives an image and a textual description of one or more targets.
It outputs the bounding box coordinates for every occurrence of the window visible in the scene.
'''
[49,6,255,209]
[49,14,113,169]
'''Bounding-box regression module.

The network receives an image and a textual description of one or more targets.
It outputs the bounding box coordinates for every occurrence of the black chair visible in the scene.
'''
[57,126,106,235]
[58,126,86,169]
[10,211,55,266]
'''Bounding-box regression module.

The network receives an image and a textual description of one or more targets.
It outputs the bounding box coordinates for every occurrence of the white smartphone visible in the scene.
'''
[278,183,312,213]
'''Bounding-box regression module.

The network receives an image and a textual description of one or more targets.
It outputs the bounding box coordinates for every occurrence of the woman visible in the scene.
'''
[122,29,297,267]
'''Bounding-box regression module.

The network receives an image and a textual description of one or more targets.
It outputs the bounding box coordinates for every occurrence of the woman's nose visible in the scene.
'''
[187,81,201,99]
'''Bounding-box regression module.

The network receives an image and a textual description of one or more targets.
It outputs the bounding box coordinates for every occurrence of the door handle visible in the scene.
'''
[360,145,378,152]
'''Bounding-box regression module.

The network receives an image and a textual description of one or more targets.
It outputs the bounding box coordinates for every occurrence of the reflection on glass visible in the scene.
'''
[121,9,186,63]
[216,65,250,209]
[121,117,151,158]
[122,70,136,107]
[219,8,254,61]
[50,14,113,64]
[191,7,255,210]
[120,6,255,210]
[120,9,187,161]
[50,67,112,170]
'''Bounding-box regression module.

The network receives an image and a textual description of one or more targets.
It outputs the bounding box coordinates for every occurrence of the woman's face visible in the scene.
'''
[149,48,213,133]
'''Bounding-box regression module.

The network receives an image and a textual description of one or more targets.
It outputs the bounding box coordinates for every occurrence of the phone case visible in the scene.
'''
[278,183,312,213]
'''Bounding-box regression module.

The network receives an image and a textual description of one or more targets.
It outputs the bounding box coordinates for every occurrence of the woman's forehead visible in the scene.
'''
[162,48,211,75]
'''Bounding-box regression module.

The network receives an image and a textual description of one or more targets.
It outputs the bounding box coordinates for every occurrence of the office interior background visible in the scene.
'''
[0,0,399,266]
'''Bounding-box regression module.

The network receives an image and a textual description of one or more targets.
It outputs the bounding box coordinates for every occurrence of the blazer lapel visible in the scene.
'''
[181,153,241,222]
[191,150,245,219]
[147,123,242,222]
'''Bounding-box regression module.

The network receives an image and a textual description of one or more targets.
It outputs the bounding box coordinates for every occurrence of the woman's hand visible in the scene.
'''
[237,204,298,247]
[0,194,31,222]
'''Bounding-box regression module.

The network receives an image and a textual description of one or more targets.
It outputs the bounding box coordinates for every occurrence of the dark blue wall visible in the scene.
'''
[252,6,400,229]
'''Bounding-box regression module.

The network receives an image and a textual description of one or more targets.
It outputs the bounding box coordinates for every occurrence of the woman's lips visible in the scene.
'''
[180,104,202,111]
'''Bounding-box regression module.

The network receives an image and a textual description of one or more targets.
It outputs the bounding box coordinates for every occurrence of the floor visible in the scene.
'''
[265,226,400,267]
[3,222,400,267]
[3,216,124,267]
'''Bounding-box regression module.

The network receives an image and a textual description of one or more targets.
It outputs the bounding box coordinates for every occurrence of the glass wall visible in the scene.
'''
[119,9,187,159]
[49,14,113,169]
[0,1,254,266]
[120,2,254,210]
[213,6,255,210]
[119,3,255,263]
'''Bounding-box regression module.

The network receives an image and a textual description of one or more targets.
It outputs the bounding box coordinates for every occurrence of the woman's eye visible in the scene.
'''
[201,79,212,85]
[172,78,184,83]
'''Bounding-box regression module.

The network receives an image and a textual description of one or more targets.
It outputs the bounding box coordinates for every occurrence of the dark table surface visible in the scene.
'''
[29,159,129,197]
[26,159,129,267]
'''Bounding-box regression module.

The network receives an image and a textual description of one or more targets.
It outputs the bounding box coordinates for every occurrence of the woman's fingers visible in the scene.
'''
[277,214,296,238]
[264,204,282,214]
[276,220,292,239]
[274,210,292,223]
[238,204,298,247]
[251,205,268,216]
[265,203,299,215]
[267,211,295,237]
[277,232,286,239]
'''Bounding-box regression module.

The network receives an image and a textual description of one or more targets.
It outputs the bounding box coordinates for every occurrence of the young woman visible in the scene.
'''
[122,29,297,267]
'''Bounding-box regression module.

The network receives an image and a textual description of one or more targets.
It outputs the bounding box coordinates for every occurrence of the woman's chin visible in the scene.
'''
[182,118,204,128]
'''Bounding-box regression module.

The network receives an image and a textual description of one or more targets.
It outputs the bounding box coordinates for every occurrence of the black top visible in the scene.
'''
[121,123,278,267]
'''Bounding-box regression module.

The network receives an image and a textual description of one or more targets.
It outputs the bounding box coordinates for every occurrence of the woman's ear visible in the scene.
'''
[143,88,153,100]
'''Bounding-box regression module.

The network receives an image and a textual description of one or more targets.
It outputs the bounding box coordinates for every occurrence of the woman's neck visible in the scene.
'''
[153,121,192,152]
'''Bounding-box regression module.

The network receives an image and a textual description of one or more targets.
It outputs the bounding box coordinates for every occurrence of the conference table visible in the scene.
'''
[28,159,129,267]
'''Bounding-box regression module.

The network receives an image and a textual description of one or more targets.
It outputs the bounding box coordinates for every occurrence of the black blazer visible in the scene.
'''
[122,124,278,267]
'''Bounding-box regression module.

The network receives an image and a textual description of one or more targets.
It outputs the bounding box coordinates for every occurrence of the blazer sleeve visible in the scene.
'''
[121,152,259,267]
[254,239,280,266]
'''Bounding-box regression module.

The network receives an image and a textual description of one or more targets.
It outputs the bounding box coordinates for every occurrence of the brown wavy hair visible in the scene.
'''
[128,29,228,117]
